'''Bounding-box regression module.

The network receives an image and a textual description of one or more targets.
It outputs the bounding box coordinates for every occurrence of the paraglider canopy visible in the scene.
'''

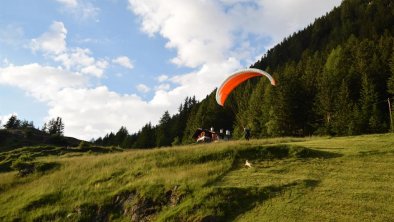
[215,68,276,106]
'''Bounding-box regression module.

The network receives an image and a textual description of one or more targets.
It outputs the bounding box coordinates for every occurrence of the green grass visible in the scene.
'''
[0,134,394,221]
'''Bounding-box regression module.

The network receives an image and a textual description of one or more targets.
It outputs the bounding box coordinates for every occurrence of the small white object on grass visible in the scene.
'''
[245,160,252,168]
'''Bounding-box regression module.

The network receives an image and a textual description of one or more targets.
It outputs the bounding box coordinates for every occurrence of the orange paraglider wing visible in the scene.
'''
[215,68,276,106]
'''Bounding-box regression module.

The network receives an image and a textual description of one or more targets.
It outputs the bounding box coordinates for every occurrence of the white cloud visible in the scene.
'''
[0,63,163,139]
[30,22,109,78]
[48,86,164,140]
[112,56,134,69]
[80,59,108,77]
[136,84,150,93]
[0,63,86,102]
[57,0,100,21]
[30,21,67,55]
[56,0,78,8]
[129,0,233,68]
[155,83,171,91]
[157,74,169,82]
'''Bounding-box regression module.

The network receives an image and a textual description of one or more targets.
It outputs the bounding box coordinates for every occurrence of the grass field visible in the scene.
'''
[0,134,393,221]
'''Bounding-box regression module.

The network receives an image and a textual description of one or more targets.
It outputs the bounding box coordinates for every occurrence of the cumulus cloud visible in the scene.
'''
[0,63,163,139]
[48,86,164,140]
[30,21,109,78]
[30,21,67,55]
[0,63,86,102]
[112,56,134,69]
[136,84,151,93]
[129,0,232,68]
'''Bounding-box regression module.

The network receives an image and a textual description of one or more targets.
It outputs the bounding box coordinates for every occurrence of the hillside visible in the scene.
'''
[0,128,81,153]
[1,134,394,221]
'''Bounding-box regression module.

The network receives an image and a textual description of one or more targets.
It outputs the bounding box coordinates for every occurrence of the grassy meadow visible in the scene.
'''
[0,134,394,221]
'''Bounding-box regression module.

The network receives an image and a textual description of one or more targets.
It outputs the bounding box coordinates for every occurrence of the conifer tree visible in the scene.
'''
[156,111,172,147]
[359,73,382,133]
[47,117,64,136]
[115,126,128,147]
[4,115,20,129]
[332,80,355,135]
[315,47,343,134]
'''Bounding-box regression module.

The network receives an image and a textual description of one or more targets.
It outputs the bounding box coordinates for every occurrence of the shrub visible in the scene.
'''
[78,141,91,149]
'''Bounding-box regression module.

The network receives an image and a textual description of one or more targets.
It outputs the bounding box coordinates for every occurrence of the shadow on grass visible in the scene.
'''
[235,144,342,163]
[162,179,320,222]
[358,150,394,156]
[23,192,63,211]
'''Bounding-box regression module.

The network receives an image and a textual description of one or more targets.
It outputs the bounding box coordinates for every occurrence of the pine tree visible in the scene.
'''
[244,78,266,137]
[332,80,355,135]
[47,117,64,136]
[156,111,172,147]
[4,115,20,129]
[115,126,128,147]
[388,47,394,95]
[359,73,382,133]
[315,46,343,134]
[134,123,155,148]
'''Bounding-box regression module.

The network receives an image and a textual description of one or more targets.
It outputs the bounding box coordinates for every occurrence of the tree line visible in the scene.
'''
[2,115,65,136]
[91,0,392,148]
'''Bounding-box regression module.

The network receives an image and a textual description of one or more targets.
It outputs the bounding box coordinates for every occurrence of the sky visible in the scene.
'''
[0,0,342,140]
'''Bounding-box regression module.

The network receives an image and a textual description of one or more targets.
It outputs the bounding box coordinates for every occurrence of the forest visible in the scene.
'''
[93,0,394,148]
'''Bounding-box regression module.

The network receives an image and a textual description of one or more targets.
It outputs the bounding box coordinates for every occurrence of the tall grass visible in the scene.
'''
[0,134,393,221]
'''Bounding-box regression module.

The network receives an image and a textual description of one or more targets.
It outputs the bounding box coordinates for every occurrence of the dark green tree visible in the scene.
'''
[115,126,128,147]
[359,73,382,133]
[47,117,64,136]
[156,111,172,147]
[315,47,343,134]
[332,80,355,135]
[4,115,21,129]
[134,123,156,148]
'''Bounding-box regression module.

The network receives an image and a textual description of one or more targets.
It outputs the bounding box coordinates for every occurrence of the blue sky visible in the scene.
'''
[0,0,342,140]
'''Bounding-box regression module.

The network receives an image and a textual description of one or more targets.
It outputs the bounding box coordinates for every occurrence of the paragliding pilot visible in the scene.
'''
[244,127,251,141]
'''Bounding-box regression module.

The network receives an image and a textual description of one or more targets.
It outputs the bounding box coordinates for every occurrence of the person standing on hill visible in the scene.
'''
[244,127,251,141]
[225,129,231,141]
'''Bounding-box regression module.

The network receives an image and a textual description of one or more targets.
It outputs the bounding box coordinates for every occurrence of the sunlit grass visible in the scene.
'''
[0,134,394,221]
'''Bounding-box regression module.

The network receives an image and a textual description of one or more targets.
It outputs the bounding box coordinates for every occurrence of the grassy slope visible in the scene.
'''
[0,128,81,153]
[0,134,393,221]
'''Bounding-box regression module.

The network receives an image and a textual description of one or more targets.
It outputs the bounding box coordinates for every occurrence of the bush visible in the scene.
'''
[78,141,91,149]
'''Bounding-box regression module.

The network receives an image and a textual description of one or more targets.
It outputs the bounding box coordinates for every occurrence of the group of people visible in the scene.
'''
[195,127,252,143]
[217,128,232,141]
[196,127,231,143]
